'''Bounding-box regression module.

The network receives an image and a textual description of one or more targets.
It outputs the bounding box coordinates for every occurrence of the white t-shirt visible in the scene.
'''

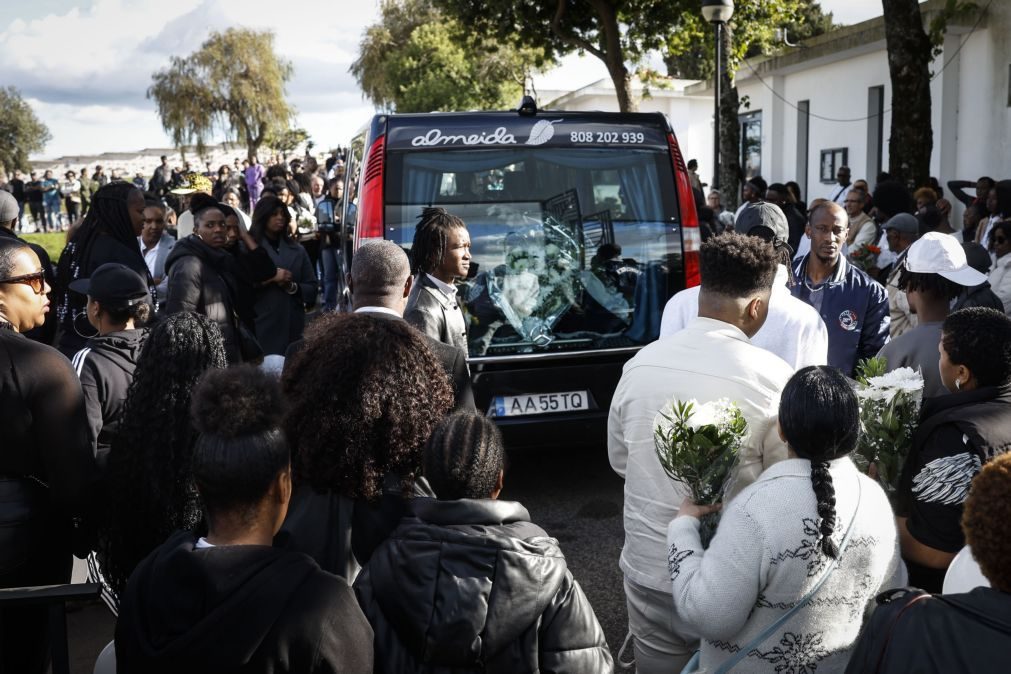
[659,265,829,370]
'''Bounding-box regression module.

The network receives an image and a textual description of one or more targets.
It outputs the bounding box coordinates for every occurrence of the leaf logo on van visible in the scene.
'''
[525,119,564,146]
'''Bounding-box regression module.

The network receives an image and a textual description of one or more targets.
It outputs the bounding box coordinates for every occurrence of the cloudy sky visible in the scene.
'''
[3,0,884,160]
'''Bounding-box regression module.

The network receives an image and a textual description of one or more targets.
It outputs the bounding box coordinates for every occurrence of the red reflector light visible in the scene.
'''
[355,134,386,249]
[668,133,701,288]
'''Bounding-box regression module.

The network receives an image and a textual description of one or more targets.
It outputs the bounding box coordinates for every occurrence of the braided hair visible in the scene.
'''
[424,412,505,500]
[778,366,860,558]
[410,207,466,275]
[97,312,227,596]
[55,182,148,333]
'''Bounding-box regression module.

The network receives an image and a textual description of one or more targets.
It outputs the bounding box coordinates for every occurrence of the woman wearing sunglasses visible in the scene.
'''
[0,238,94,673]
[987,220,1011,315]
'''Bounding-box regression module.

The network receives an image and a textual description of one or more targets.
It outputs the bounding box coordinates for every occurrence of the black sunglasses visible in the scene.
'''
[0,271,47,295]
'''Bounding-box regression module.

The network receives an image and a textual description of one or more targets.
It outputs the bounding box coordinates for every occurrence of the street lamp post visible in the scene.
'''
[701,0,734,192]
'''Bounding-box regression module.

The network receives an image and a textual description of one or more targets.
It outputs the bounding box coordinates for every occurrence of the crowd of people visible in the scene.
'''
[0,154,1009,674]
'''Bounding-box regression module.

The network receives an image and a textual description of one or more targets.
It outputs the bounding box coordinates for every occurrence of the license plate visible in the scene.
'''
[494,391,590,417]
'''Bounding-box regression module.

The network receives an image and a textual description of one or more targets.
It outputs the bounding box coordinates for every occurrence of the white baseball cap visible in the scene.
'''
[904,231,987,287]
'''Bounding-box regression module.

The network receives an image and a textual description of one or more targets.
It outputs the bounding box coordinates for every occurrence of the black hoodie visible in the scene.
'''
[115,530,374,674]
[71,328,147,465]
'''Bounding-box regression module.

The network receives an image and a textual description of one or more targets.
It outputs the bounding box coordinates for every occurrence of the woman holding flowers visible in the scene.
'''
[667,366,904,673]
[895,306,1011,593]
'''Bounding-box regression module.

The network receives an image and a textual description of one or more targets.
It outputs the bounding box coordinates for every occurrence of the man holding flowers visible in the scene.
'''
[607,233,793,673]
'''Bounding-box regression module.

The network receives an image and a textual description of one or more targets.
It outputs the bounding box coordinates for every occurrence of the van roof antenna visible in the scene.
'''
[518,96,537,116]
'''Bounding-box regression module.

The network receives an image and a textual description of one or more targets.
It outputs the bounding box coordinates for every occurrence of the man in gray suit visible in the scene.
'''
[405,207,471,353]
[140,199,176,307]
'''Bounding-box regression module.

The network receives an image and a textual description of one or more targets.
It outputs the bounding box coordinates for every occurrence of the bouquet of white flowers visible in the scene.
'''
[654,398,748,546]
[853,357,924,497]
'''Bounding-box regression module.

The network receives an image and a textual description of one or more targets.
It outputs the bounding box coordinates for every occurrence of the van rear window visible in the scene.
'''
[385,146,684,358]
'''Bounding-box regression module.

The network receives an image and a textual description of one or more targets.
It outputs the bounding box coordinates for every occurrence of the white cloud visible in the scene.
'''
[3,0,881,160]
[2,0,381,159]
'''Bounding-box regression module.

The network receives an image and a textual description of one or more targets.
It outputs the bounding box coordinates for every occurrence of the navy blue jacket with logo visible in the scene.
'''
[791,254,889,376]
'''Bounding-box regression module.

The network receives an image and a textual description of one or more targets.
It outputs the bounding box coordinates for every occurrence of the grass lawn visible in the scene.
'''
[21,232,67,264]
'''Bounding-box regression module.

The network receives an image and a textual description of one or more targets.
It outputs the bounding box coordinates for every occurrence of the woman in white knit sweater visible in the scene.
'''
[668,366,906,673]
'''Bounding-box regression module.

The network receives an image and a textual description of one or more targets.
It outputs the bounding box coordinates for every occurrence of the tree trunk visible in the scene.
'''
[589,0,636,112]
[719,26,741,211]
[882,0,933,191]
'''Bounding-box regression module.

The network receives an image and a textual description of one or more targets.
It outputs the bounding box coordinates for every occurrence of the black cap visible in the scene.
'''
[68,263,149,307]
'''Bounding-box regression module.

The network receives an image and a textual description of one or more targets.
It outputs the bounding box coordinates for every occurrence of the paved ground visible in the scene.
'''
[500,443,630,666]
[64,442,629,673]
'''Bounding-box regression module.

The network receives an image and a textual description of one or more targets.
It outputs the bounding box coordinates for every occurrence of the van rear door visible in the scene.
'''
[382,112,688,360]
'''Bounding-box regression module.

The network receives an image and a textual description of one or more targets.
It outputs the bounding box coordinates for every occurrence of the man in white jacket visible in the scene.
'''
[608,233,794,673]
[660,201,828,370]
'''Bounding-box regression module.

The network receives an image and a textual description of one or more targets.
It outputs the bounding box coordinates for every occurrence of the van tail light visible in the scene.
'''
[667,133,701,288]
[355,134,386,250]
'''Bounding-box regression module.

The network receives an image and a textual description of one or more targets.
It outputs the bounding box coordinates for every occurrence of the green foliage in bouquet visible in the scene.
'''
[853,356,924,497]
[654,399,748,505]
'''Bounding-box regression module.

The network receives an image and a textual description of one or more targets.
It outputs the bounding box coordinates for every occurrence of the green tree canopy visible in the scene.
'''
[352,0,544,113]
[0,87,51,173]
[665,1,834,80]
[149,28,294,161]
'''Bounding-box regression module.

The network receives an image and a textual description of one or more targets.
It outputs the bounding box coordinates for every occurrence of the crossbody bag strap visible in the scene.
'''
[712,477,863,674]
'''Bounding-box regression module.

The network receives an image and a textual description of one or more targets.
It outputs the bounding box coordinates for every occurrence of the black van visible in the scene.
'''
[339,101,701,448]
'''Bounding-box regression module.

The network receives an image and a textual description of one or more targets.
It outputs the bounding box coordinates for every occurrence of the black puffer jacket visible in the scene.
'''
[845,587,1011,673]
[354,498,613,674]
[164,235,242,363]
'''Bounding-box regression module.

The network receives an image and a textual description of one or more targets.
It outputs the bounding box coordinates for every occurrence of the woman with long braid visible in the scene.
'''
[54,182,151,357]
[666,366,905,673]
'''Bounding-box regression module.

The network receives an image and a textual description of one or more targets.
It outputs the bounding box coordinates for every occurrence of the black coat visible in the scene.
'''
[0,329,94,673]
[57,233,152,358]
[354,498,613,674]
[845,587,1011,673]
[165,235,243,363]
[115,531,374,674]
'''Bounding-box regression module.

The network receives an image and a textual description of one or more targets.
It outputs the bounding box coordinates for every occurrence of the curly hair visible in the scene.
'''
[699,231,778,297]
[779,366,860,558]
[424,412,504,500]
[97,312,228,596]
[962,452,1011,592]
[410,207,467,275]
[872,181,915,220]
[191,366,289,520]
[942,307,1011,388]
[282,313,454,501]
[914,186,938,206]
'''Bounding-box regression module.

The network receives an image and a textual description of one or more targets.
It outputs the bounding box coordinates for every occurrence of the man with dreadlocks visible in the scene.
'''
[54,182,152,358]
[405,207,471,352]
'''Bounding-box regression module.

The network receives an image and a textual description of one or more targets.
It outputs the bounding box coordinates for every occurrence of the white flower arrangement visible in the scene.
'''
[853,357,924,497]
[654,398,748,546]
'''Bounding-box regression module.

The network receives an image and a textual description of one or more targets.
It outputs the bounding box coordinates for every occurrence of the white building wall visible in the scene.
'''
[736,48,893,200]
[545,2,1010,207]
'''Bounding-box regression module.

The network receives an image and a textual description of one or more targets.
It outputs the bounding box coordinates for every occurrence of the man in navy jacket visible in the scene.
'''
[792,201,889,375]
